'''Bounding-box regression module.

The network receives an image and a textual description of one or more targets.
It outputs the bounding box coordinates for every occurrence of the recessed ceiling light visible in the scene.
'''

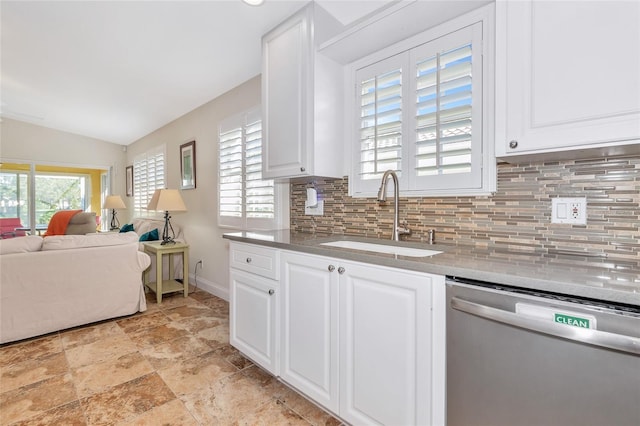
[243,0,265,6]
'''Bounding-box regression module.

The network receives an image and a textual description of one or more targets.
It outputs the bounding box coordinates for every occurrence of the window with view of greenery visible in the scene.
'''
[0,171,28,223]
[35,174,87,223]
[1,170,88,226]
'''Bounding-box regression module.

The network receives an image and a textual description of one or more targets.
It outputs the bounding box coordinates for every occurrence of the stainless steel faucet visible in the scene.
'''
[377,170,411,241]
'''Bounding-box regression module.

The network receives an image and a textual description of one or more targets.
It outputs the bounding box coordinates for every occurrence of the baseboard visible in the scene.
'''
[189,273,228,302]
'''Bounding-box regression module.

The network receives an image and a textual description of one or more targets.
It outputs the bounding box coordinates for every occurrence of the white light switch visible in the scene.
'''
[556,203,567,219]
[552,197,586,225]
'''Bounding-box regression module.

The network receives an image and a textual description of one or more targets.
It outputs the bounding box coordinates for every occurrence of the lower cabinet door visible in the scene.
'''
[280,251,339,413]
[230,268,278,375]
[339,261,439,426]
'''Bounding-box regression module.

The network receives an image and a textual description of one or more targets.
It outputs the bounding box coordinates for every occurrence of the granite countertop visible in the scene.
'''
[223,230,640,307]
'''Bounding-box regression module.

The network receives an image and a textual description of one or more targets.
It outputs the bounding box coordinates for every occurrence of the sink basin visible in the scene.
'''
[320,240,442,258]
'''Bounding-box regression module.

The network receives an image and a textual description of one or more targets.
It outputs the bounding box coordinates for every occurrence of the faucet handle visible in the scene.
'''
[397,221,411,236]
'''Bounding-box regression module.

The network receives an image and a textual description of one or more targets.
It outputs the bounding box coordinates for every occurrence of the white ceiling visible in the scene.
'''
[1,0,392,145]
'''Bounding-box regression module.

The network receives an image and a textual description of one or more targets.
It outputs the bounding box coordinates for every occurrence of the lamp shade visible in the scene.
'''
[103,195,126,209]
[147,189,187,212]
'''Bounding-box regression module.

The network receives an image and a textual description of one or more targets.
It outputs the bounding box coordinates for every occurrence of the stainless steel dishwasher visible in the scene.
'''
[446,277,640,426]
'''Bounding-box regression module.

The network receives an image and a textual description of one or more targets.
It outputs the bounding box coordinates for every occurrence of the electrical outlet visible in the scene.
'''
[196,260,203,268]
[552,197,587,225]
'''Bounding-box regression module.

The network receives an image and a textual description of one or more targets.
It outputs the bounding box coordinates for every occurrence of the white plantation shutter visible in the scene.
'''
[244,119,275,219]
[354,54,408,194]
[219,107,276,229]
[410,23,482,190]
[415,45,473,176]
[351,20,485,196]
[219,127,243,219]
[359,67,403,179]
[133,146,165,215]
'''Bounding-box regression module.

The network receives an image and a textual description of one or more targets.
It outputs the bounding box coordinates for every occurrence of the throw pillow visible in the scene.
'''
[120,223,134,233]
[139,228,159,242]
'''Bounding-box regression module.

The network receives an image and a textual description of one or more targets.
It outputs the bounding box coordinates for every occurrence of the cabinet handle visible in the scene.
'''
[509,140,518,149]
[246,257,252,263]
[337,267,345,274]
[300,167,306,172]
[268,289,275,295]
[328,265,335,272]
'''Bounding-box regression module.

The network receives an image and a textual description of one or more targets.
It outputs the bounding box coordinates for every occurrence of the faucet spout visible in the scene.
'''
[377,170,410,241]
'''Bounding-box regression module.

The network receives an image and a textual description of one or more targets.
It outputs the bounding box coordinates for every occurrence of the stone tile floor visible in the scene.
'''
[0,288,342,426]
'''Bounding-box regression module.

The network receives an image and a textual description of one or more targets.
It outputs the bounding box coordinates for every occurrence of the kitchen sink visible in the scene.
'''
[320,240,442,258]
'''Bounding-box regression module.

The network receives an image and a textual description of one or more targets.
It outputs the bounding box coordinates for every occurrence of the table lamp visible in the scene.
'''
[103,195,126,231]
[147,189,187,245]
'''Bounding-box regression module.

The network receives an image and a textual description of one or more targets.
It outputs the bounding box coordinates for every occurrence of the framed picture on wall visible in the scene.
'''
[180,140,196,190]
[126,165,133,197]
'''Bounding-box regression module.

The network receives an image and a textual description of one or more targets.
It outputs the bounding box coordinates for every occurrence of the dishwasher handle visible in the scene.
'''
[451,297,640,355]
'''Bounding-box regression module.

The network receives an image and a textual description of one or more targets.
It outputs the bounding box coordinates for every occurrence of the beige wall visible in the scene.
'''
[0,118,127,212]
[126,75,262,299]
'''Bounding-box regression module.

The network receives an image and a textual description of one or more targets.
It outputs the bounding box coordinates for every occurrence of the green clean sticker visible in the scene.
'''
[554,313,590,329]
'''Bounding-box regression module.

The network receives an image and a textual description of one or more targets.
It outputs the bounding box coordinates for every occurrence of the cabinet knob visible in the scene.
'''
[268,289,275,295]
[246,257,252,263]
[300,167,306,172]
[509,140,518,149]
[328,265,335,272]
[337,267,345,274]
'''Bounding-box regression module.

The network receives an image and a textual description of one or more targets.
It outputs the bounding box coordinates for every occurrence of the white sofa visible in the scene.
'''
[132,218,185,281]
[0,232,151,344]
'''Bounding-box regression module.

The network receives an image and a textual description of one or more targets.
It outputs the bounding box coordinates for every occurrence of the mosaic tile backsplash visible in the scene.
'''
[290,155,640,260]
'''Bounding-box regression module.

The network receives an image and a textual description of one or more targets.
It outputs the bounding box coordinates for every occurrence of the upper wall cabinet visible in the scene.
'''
[495,0,640,161]
[262,3,345,180]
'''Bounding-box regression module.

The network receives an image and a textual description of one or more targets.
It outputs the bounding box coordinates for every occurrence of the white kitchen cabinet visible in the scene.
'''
[230,242,446,425]
[338,260,445,426]
[280,250,445,425]
[495,0,640,160]
[229,243,279,375]
[262,3,344,179]
[280,251,339,413]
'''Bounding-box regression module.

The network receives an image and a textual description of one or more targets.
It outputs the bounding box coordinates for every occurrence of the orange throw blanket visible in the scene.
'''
[44,210,82,236]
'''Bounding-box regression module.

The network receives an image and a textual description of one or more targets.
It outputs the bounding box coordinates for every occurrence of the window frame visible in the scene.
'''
[347,4,495,198]
[218,106,289,231]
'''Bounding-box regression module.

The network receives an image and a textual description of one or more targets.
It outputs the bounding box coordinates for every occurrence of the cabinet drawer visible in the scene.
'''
[230,242,279,280]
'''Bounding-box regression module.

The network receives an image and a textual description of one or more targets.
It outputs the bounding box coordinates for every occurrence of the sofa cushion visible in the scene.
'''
[132,218,163,236]
[120,223,134,233]
[0,235,44,255]
[42,232,139,251]
[66,212,97,235]
[139,228,159,242]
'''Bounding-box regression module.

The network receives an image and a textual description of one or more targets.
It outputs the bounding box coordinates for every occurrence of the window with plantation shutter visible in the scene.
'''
[415,44,473,177]
[219,107,285,230]
[410,23,483,191]
[349,12,494,197]
[358,57,404,182]
[133,146,165,216]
